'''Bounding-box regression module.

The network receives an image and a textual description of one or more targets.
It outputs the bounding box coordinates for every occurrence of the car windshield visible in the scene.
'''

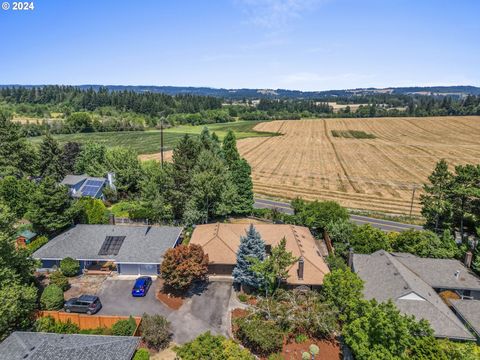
[134,280,145,289]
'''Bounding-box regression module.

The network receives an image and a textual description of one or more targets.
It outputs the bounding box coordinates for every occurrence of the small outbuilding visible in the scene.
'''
[32,224,183,276]
[15,229,37,248]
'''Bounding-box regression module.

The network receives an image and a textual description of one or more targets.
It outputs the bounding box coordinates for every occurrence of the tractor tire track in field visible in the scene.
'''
[240,121,286,158]
[322,119,361,193]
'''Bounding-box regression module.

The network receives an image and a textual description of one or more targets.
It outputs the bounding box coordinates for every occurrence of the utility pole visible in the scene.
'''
[160,117,164,168]
[409,185,417,218]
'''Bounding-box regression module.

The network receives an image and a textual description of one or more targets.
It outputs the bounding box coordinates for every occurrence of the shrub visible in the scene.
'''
[175,331,254,360]
[27,235,49,253]
[160,244,208,291]
[267,354,285,360]
[295,334,308,343]
[235,316,284,356]
[133,349,150,360]
[112,316,137,336]
[140,313,172,350]
[40,284,64,310]
[60,257,80,277]
[35,316,79,334]
[49,271,69,291]
[79,327,111,335]
[238,293,248,303]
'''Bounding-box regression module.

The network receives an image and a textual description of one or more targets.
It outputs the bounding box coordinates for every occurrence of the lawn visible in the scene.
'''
[28,120,277,154]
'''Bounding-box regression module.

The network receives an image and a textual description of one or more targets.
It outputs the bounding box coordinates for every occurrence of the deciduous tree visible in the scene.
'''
[160,244,209,291]
[250,237,297,295]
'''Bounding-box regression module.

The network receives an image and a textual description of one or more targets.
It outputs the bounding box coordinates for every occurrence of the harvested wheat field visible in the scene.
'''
[237,116,480,215]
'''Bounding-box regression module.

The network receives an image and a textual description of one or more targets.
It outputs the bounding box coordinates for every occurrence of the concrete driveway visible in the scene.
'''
[97,278,234,343]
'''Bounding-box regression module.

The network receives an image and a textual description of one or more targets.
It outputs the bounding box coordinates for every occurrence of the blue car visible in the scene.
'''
[131,276,153,297]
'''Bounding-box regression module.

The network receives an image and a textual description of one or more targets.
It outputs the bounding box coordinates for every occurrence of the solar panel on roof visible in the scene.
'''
[82,185,101,196]
[98,236,126,256]
[85,180,104,186]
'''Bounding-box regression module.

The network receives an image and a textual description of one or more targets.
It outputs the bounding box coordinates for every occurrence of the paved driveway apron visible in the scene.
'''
[97,279,233,343]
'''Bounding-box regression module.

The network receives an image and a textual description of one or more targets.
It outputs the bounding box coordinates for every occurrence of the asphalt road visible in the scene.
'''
[254,198,423,232]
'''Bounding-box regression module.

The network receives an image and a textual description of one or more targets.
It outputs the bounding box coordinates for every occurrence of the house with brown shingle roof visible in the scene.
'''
[190,223,330,287]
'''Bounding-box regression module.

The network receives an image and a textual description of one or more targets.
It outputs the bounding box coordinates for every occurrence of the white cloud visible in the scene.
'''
[236,0,323,29]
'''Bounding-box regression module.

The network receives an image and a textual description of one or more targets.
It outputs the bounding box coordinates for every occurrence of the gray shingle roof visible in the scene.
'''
[0,332,139,360]
[451,299,480,338]
[392,253,480,291]
[352,250,475,340]
[60,174,89,186]
[33,224,183,264]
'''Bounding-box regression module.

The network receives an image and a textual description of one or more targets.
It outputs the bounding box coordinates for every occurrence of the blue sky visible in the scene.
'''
[1,0,479,90]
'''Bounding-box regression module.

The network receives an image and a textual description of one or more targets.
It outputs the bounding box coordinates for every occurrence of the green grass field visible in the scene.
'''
[29,121,277,154]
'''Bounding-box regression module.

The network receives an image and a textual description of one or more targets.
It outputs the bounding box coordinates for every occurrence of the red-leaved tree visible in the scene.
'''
[160,244,209,291]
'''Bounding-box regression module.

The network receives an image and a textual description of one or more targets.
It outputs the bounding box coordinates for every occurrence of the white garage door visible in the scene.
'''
[118,263,159,275]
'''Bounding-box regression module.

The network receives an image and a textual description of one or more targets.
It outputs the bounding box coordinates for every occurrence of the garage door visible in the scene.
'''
[118,263,159,275]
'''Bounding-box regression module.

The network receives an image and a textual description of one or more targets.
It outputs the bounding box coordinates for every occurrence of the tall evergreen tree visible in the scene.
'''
[0,176,35,219]
[183,150,235,224]
[222,130,240,164]
[230,159,254,214]
[38,133,64,181]
[0,112,37,177]
[232,224,266,289]
[0,203,38,340]
[421,160,454,232]
[450,164,480,242]
[26,177,75,234]
[222,131,254,214]
[171,134,201,218]
[61,142,82,174]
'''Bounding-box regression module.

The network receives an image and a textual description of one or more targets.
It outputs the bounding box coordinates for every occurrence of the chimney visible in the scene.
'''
[297,257,304,280]
[107,172,116,190]
[109,213,115,225]
[348,248,354,269]
[464,251,473,268]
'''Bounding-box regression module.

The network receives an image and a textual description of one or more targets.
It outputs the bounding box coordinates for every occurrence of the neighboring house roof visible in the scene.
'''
[60,174,108,198]
[0,331,139,360]
[352,250,475,340]
[17,230,37,240]
[451,299,480,338]
[60,174,90,186]
[190,223,330,286]
[33,224,183,264]
[391,253,480,291]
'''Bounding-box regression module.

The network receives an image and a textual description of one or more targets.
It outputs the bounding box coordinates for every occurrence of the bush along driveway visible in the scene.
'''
[97,278,234,343]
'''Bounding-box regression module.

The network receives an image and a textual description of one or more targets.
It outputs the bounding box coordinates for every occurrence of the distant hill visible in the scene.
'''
[2,84,480,99]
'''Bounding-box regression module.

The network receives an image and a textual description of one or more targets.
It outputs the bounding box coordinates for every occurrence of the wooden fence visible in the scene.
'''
[37,311,141,335]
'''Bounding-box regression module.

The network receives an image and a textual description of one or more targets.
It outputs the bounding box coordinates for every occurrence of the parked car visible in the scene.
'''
[131,276,152,297]
[64,295,102,315]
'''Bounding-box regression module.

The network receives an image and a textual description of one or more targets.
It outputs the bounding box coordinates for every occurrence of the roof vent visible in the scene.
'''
[297,257,304,280]
[455,270,461,279]
[393,272,399,276]
[386,261,391,265]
